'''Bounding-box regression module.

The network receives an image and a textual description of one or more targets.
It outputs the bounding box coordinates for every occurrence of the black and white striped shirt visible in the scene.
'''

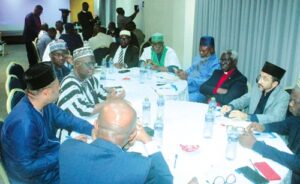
[57,72,106,117]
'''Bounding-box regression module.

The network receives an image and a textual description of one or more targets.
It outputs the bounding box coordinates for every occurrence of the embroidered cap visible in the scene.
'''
[261,61,286,81]
[120,30,131,37]
[24,62,56,90]
[73,46,94,61]
[49,39,67,53]
[200,36,215,48]
[151,33,164,43]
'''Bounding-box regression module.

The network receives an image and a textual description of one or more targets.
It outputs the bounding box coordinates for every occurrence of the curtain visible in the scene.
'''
[194,0,300,87]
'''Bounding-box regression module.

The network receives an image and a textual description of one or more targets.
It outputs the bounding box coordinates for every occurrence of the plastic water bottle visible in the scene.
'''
[225,132,239,160]
[108,58,115,74]
[203,109,214,138]
[154,118,164,148]
[100,59,107,80]
[139,62,147,84]
[146,63,152,80]
[156,95,165,120]
[142,98,151,127]
[208,97,217,111]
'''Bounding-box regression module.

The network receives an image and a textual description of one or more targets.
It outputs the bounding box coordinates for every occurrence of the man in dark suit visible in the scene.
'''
[109,30,139,68]
[200,50,247,105]
[23,5,43,67]
[59,99,173,184]
[77,2,94,41]
[60,23,83,55]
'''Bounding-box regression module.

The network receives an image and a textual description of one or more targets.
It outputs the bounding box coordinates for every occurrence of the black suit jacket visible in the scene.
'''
[200,69,248,105]
[23,13,41,42]
[77,11,94,40]
[110,45,139,68]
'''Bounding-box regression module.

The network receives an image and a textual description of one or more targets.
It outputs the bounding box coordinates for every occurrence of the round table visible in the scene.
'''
[130,100,291,184]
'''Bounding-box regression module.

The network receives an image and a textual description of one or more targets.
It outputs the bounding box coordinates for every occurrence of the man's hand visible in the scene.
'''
[246,123,265,133]
[114,63,124,69]
[239,133,257,149]
[228,110,248,120]
[216,88,228,94]
[64,54,73,65]
[135,124,152,144]
[220,105,232,114]
[107,88,126,99]
[176,70,187,80]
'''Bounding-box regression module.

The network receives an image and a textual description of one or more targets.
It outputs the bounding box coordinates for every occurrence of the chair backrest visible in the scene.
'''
[32,39,41,62]
[7,63,24,80]
[6,88,25,114]
[5,75,23,96]
[93,47,109,65]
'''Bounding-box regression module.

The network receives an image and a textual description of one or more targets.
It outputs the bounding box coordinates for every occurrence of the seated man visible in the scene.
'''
[57,46,124,117]
[0,62,93,184]
[239,77,300,184]
[37,27,56,59]
[60,23,83,54]
[140,32,181,72]
[48,39,71,82]
[221,61,289,124]
[109,30,139,68]
[200,50,247,105]
[176,36,220,102]
[88,24,114,51]
[60,99,173,184]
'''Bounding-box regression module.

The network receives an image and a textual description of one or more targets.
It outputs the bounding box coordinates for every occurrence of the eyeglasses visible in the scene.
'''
[256,74,272,83]
[82,61,96,68]
[206,174,236,184]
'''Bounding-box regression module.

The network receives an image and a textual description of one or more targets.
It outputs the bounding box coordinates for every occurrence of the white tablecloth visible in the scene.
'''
[69,69,292,184]
[135,100,291,184]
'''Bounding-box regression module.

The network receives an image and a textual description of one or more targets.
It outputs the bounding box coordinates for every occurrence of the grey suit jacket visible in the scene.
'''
[229,84,289,124]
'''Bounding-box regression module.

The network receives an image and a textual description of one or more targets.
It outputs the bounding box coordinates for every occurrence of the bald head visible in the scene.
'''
[95,99,137,146]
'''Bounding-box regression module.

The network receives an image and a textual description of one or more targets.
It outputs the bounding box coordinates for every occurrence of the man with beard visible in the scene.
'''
[200,50,247,105]
[110,30,139,68]
[140,32,181,72]
[176,36,220,102]
[239,76,300,184]
[57,46,125,117]
[221,61,289,124]
[0,63,93,184]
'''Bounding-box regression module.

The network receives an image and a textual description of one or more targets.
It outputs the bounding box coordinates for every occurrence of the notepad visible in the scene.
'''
[254,162,281,181]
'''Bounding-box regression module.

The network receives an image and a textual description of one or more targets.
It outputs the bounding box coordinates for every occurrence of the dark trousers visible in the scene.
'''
[25,41,38,67]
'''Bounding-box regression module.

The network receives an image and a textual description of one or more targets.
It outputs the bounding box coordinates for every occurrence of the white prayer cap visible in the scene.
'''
[120,30,131,37]
[73,46,94,62]
[49,39,67,53]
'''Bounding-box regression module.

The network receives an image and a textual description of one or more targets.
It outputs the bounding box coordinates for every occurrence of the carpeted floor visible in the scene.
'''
[0,44,29,120]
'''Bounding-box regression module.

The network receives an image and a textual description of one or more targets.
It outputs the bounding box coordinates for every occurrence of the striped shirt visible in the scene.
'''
[57,72,106,117]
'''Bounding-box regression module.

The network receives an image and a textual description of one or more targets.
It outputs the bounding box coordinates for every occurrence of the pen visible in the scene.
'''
[249,159,259,173]
[171,84,178,91]
[174,154,178,169]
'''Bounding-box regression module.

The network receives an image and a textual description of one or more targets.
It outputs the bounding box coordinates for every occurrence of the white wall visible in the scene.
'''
[113,0,195,69]
[0,0,70,32]
[143,0,196,69]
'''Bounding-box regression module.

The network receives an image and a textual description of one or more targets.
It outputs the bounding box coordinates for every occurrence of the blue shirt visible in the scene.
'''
[0,96,93,184]
[186,53,220,102]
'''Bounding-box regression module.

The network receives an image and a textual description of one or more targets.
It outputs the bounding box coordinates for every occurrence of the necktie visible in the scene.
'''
[118,49,124,64]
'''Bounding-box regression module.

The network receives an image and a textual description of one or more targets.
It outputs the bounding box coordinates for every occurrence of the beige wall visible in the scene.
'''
[143,0,196,69]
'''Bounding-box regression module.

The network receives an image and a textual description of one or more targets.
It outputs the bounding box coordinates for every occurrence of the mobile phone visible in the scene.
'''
[118,69,130,73]
[235,166,268,184]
